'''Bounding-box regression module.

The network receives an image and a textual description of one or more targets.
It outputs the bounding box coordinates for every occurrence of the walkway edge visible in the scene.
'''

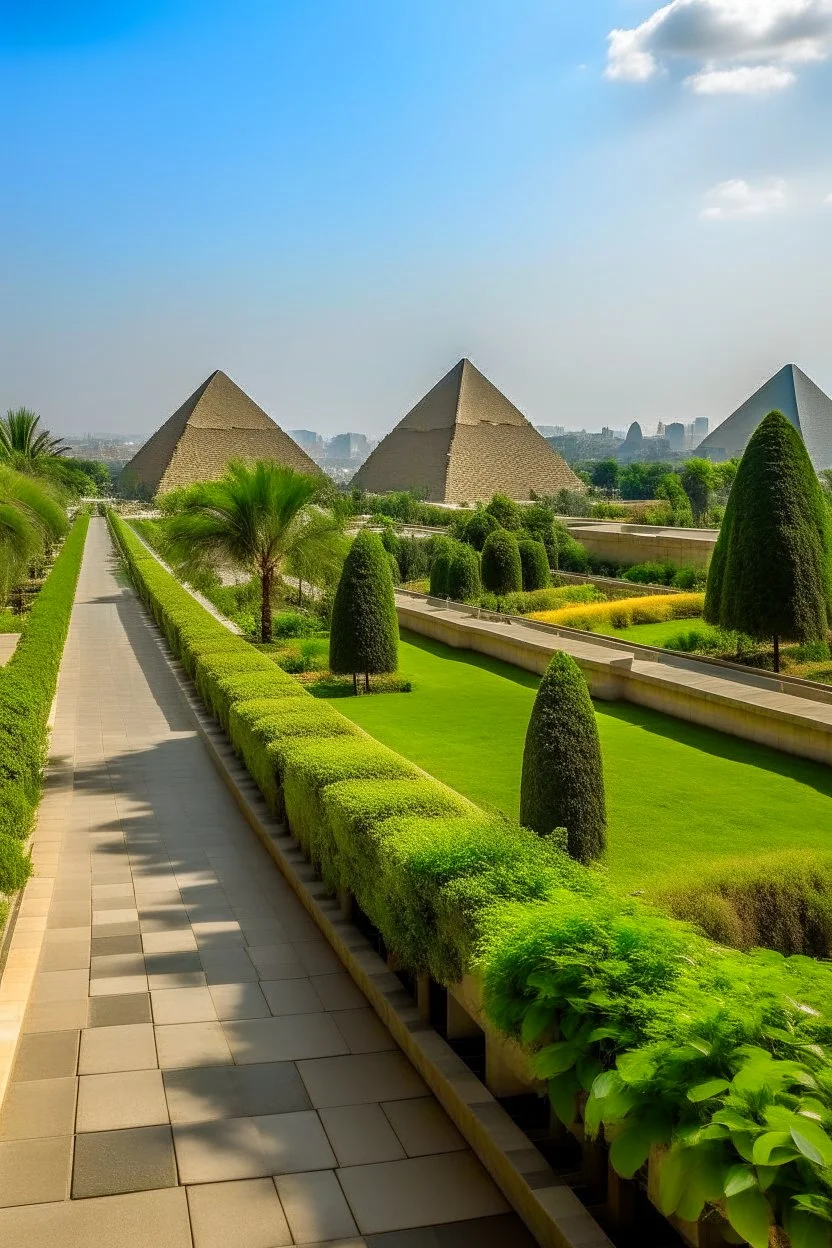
[140,610,613,1248]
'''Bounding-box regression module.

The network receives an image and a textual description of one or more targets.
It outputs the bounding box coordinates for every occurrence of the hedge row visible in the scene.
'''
[0,514,90,893]
[110,513,832,1247]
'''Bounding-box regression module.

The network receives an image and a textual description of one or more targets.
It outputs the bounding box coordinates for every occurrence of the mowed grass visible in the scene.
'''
[327,632,832,895]
[596,618,710,645]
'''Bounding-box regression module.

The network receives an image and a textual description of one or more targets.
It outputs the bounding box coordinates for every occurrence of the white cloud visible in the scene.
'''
[824,192,832,204]
[606,0,832,92]
[700,177,788,219]
[686,64,797,92]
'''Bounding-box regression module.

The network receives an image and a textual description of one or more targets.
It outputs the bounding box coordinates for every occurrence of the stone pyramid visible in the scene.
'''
[697,364,832,471]
[123,370,320,496]
[350,358,583,503]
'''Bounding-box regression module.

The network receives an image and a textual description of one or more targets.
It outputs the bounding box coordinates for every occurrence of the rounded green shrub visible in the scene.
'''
[486,493,521,531]
[329,530,399,679]
[387,552,401,584]
[517,539,550,591]
[704,410,832,663]
[520,651,606,863]
[481,530,522,595]
[446,544,481,601]
[462,509,500,551]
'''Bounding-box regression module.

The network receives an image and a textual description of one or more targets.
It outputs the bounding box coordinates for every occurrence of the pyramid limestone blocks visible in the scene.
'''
[351,359,583,503]
[123,371,320,496]
[698,364,832,471]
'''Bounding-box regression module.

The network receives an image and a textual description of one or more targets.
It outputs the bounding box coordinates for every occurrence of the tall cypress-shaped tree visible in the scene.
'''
[704,411,832,672]
[330,530,399,692]
[520,652,606,864]
[481,530,522,595]
[518,539,550,591]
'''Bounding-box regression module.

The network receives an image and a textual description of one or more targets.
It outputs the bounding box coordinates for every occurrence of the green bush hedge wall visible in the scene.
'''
[109,511,832,1246]
[0,514,89,893]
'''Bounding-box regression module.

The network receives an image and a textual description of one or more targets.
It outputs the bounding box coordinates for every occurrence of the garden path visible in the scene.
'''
[0,519,530,1248]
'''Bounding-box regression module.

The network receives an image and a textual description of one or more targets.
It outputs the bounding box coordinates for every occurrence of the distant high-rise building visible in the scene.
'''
[656,421,666,437]
[693,417,709,444]
[666,422,686,452]
[328,432,369,459]
[289,429,323,451]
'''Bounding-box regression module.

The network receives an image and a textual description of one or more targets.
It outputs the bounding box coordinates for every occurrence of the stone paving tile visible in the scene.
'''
[0,522,522,1244]
[72,1125,177,1198]
[76,1070,168,1132]
[186,1178,293,1248]
[275,1170,358,1243]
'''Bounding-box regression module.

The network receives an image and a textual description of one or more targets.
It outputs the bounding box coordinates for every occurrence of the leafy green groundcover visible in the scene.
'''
[0,514,90,893]
[109,511,832,1248]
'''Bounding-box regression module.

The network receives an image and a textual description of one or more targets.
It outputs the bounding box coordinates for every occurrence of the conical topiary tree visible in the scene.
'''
[704,410,832,672]
[520,651,606,863]
[447,543,481,601]
[429,536,454,596]
[481,530,522,595]
[518,539,550,591]
[330,530,399,693]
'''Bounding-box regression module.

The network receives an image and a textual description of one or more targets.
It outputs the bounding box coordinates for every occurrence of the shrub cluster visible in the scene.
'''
[0,515,89,893]
[517,539,550,592]
[481,530,522,595]
[530,592,704,632]
[621,561,705,590]
[110,511,832,1246]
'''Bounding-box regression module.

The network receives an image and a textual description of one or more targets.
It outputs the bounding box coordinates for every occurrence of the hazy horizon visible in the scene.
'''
[2,2,831,441]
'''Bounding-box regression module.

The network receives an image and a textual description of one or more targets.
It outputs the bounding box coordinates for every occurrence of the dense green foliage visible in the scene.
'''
[517,538,550,591]
[520,652,606,862]
[0,465,68,606]
[485,493,521,531]
[705,412,832,659]
[113,512,832,1245]
[352,489,454,528]
[681,457,714,523]
[446,542,481,601]
[0,514,88,892]
[459,508,500,551]
[329,530,399,682]
[428,536,454,596]
[481,530,522,594]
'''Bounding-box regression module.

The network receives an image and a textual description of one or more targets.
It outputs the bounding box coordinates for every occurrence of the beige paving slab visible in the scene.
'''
[275,1170,358,1243]
[337,1151,509,1234]
[0,1188,193,1248]
[76,1070,168,1132]
[186,1178,293,1248]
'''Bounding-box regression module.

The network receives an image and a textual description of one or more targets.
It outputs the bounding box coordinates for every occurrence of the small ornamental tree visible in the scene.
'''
[481,530,522,595]
[518,539,550,591]
[591,459,620,498]
[428,536,454,596]
[520,652,606,863]
[486,493,522,531]
[704,410,832,672]
[329,530,399,693]
[681,458,714,525]
[447,543,481,601]
[462,508,500,551]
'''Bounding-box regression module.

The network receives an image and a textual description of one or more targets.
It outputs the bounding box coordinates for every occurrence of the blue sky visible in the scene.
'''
[1,0,831,437]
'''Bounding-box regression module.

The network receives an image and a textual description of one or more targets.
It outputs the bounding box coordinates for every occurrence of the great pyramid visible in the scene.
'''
[350,358,583,503]
[122,370,321,496]
[697,364,832,471]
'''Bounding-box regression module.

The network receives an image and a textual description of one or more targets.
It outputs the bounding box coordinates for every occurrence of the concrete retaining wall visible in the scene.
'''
[568,522,717,570]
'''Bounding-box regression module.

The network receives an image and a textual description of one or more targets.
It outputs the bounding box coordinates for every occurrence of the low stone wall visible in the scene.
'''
[396,598,832,767]
[568,522,717,571]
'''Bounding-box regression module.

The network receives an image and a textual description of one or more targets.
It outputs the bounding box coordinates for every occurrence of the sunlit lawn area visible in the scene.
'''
[328,632,832,895]
[593,617,711,645]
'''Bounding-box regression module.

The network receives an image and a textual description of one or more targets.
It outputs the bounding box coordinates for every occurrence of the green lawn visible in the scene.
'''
[595,618,711,645]
[327,632,832,895]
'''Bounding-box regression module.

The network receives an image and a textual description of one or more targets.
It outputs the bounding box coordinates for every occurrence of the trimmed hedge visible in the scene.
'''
[0,514,89,893]
[330,530,399,680]
[109,511,832,1246]
[446,543,481,602]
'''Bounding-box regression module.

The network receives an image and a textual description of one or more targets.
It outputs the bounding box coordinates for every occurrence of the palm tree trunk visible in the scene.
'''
[261,567,273,644]
[773,634,780,674]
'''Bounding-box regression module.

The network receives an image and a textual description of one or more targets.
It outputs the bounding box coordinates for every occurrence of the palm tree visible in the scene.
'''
[164,460,343,642]
[0,465,67,606]
[0,409,69,467]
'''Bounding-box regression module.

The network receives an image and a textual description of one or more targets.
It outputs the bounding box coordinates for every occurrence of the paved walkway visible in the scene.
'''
[0,520,531,1247]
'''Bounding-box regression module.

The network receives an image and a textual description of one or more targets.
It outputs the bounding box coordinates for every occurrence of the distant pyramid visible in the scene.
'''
[350,359,583,503]
[698,364,832,470]
[122,371,320,496]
